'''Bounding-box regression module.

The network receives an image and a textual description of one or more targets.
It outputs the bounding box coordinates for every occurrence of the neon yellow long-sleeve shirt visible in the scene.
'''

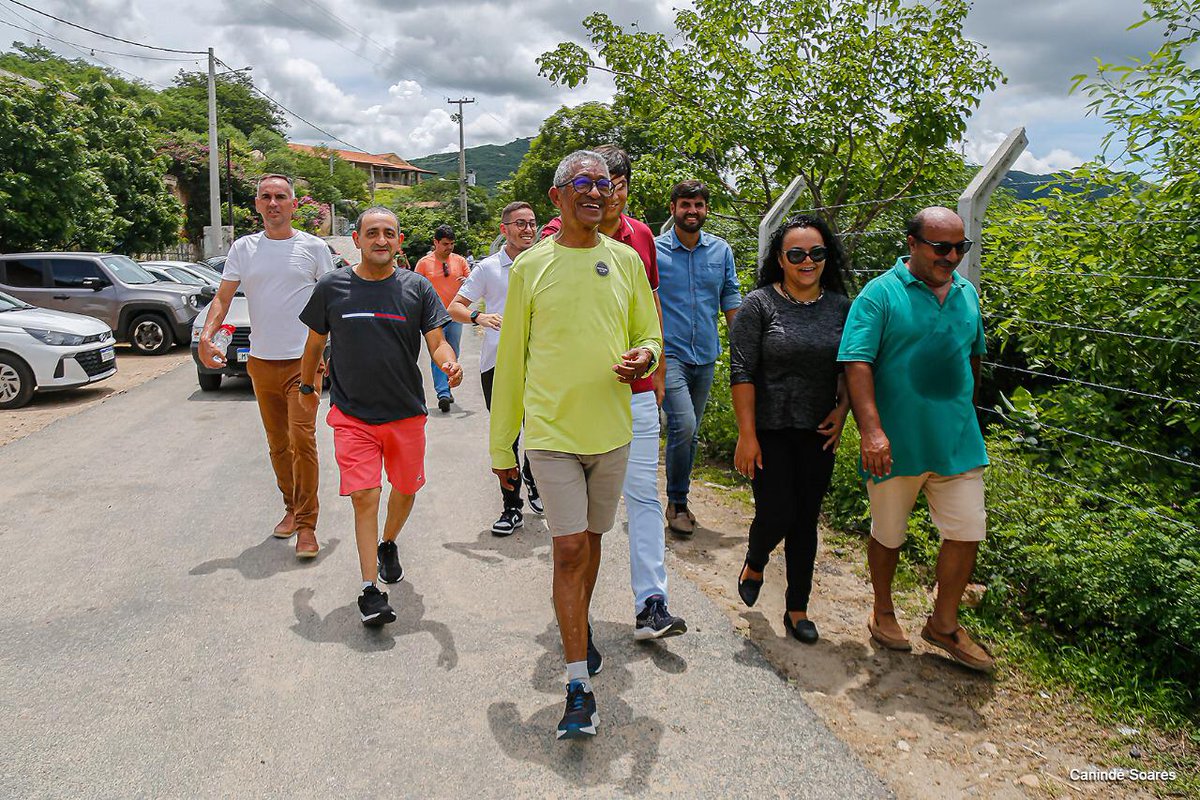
[489,235,663,468]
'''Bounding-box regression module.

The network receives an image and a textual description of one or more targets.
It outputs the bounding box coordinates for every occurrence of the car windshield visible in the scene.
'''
[191,265,223,284]
[166,268,206,286]
[102,255,158,285]
[0,290,33,311]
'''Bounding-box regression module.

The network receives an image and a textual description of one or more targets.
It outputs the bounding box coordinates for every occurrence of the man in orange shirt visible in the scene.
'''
[414,225,470,412]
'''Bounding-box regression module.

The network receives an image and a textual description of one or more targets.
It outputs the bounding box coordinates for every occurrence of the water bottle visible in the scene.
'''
[210,324,234,365]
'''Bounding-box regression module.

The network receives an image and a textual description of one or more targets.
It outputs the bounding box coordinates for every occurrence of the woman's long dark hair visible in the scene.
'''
[757,214,848,296]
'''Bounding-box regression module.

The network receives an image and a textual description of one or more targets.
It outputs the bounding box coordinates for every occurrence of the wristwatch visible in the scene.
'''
[470,310,481,325]
[299,383,315,395]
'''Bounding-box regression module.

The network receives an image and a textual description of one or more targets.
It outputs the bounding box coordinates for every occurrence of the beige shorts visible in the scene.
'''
[526,445,631,537]
[866,467,987,548]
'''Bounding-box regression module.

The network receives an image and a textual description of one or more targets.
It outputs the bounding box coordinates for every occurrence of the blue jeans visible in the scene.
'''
[662,356,716,506]
[623,391,668,613]
[430,321,462,400]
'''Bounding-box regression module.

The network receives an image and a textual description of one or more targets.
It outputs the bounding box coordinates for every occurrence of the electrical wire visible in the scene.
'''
[0,0,206,54]
[0,17,198,61]
[982,362,1200,409]
[989,315,1200,348]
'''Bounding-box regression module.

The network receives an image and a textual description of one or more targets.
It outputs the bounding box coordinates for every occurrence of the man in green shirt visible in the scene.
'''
[838,206,994,674]
[490,150,662,739]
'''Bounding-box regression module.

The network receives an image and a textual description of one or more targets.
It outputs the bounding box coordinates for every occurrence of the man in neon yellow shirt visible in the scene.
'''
[490,150,662,740]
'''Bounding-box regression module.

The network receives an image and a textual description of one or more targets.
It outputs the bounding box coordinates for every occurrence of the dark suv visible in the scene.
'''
[0,253,202,354]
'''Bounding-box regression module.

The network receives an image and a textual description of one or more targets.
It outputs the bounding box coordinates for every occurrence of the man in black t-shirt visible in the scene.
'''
[298,207,462,626]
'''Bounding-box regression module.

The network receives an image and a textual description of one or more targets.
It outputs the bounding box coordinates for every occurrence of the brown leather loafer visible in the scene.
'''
[273,512,297,539]
[920,618,995,674]
[868,610,912,651]
[295,528,320,559]
[665,505,696,536]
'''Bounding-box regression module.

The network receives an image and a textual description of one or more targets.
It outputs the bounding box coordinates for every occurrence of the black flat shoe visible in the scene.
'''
[784,613,819,644]
[737,560,763,607]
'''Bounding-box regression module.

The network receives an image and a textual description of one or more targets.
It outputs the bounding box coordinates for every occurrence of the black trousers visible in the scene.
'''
[746,428,836,612]
[480,368,535,510]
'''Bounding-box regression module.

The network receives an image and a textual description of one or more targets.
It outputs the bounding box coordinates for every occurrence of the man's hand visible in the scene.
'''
[441,360,463,388]
[816,407,848,452]
[860,427,892,479]
[652,360,666,405]
[734,434,762,479]
[198,335,225,368]
[493,466,521,491]
[613,347,652,384]
[298,384,320,415]
[477,312,502,331]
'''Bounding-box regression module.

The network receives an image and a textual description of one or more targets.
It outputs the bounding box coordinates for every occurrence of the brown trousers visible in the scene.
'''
[246,356,319,531]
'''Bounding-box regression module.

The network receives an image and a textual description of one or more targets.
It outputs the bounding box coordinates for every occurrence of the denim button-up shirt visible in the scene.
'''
[655,228,743,365]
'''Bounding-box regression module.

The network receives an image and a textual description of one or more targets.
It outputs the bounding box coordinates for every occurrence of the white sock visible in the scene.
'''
[362,581,375,591]
[566,660,590,692]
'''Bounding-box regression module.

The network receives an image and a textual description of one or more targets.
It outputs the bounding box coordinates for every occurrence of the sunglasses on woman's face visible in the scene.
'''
[915,235,973,256]
[784,246,827,264]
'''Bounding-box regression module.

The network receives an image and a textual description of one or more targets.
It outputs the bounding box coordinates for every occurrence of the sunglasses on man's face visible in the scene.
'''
[556,176,615,197]
[915,235,973,256]
[784,246,827,264]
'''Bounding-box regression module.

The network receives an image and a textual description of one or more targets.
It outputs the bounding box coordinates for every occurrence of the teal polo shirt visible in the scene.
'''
[838,257,988,483]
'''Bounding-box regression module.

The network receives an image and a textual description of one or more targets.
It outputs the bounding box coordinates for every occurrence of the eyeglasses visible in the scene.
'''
[914,235,973,256]
[555,176,615,197]
[784,246,827,264]
[502,219,538,230]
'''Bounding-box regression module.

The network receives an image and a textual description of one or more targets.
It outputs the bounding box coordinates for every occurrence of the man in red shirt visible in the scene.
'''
[414,225,470,412]
[541,144,687,643]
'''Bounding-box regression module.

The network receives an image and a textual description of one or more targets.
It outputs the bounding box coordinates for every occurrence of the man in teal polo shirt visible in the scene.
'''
[838,206,994,674]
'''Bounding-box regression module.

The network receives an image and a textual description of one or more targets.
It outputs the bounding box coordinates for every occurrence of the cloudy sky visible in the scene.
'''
[0,0,1169,173]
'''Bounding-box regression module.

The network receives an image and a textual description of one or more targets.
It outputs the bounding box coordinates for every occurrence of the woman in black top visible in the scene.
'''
[728,214,851,643]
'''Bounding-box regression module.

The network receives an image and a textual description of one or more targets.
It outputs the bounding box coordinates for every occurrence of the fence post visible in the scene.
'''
[757,176,808,271]
[957,127,1027,290]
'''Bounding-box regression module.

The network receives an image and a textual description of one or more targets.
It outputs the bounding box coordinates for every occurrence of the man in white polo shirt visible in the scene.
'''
[447,201,542,536]
[200,173,334,558]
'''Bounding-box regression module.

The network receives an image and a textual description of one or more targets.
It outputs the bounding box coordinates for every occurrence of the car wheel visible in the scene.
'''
[0,353,35,409]
[197,371,222,392]
[128,313,174,355]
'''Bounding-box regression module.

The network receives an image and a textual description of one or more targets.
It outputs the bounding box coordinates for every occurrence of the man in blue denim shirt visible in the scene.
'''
[655,180,743,534]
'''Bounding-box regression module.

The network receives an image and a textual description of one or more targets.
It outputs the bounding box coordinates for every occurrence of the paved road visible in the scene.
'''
[0,332,890,799]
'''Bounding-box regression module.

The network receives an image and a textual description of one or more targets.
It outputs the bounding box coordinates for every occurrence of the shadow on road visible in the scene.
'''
[289,584,457,667]
[486,621,674,793]
[188,535,340,580]
[442,526,551,565]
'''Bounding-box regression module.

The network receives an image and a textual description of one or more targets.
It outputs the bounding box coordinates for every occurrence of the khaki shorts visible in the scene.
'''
[866,467,987,548]
[526,445,631,537]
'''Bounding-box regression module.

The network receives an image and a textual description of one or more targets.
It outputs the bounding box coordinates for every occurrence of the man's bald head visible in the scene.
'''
[906,206,964,240]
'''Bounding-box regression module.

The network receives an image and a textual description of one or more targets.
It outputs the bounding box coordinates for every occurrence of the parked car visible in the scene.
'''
[0,289,117,409]
[0,253,202,355]
[201,255,227,273]
[142,261,223,288]
[191,295,250,391]
[325,243,350,269]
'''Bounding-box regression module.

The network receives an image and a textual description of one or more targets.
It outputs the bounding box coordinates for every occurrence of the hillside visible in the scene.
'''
[410,138,532,190]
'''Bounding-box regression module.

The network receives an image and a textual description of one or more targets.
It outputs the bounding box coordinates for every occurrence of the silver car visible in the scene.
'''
[0,290,116,409]
[0,253,201,355]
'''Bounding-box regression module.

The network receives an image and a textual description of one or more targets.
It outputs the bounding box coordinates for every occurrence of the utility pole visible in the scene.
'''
[329,153,338,235]
[205,47,224,257]
[225,139,234,235]
[447,97,474,227]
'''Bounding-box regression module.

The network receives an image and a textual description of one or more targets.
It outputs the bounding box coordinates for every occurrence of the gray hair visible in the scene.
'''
[256,173,295,198]
[553,150,609,188]
[355,206,399,232]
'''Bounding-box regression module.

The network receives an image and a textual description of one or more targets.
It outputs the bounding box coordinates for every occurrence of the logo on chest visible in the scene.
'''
[594,260,610,277]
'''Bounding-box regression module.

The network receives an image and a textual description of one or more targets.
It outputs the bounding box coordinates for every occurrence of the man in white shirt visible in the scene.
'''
[199,174,334,558]
[447,201,542,536]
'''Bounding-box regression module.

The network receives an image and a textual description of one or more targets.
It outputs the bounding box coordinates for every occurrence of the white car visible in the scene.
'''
[191,294,250,391]
[0,290,117,409]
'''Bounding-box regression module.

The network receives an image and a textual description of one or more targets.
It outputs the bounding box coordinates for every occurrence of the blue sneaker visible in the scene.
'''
[587,625,603,675]
[556,680,598,740]
[635,595,687,640]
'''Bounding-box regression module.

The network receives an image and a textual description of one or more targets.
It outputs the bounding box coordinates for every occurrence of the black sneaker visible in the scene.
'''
[358,585,396,627]
[377,540,404,584]
[527,490,544,516]
[556,680,598,740]
[587,625,603,676]
[491,507,524,536]
[437,396,451,413]
[635,595,687,640]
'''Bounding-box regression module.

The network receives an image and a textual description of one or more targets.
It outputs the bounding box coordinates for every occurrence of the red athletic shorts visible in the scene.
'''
[327,406,427,495]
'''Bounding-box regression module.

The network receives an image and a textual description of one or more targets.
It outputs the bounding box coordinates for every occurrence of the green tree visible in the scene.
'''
[537,0,1001,252]
[156,69,285,138]
[0,42,156,105]
[159,134,258,245]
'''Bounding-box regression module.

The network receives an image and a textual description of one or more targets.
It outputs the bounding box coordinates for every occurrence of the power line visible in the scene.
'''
[990,315,1200,347]
[214,55,368,154]
[0,17,198,61]
[982,362,1200,409]
[0,0,206,54]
